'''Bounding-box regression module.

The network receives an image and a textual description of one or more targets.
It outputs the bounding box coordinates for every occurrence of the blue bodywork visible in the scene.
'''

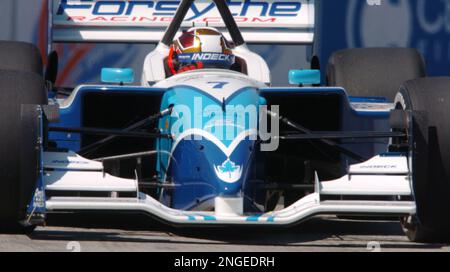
[50,85,391,211]
[157,85,261,209]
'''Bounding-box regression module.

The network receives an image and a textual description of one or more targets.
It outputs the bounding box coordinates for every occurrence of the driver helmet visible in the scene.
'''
[167,27,235,75]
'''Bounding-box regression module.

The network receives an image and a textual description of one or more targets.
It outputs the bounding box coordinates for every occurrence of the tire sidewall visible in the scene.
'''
[0,70,47,226]
[395,84,450,237]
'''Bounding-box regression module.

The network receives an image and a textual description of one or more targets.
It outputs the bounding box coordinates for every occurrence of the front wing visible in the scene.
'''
[35,151,415,226]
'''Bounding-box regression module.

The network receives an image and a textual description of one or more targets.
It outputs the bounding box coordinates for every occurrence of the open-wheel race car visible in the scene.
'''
[1,0,450,243]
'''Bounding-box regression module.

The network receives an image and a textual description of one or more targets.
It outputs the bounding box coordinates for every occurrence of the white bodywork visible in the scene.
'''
[141,43,271,85]
[44,152,137,192]
[46,194,416,225]
[43,148,415,224]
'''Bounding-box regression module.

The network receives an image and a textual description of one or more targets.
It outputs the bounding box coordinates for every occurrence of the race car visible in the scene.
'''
[1,0,450,243]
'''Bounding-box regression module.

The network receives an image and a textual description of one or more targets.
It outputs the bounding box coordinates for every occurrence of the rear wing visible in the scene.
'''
[50,0,315,44]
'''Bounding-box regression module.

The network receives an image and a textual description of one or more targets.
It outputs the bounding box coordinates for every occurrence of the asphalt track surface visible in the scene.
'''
[0,214,449,252]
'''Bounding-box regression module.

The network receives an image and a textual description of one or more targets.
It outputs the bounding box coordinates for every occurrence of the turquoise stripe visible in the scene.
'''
[246,215,262,222]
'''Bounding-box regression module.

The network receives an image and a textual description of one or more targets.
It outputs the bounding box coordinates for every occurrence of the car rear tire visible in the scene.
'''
[0,41,43,75]
[0,70,47,233]
[327,48,426,101]
[395,77,450,242]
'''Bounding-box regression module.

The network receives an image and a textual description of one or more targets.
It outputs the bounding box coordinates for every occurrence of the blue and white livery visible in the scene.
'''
[29,0,416,228]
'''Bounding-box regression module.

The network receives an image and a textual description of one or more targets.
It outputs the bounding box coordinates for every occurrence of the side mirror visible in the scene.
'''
[101,68,135,84]
[45,51,59,85]
[288,69,321,85]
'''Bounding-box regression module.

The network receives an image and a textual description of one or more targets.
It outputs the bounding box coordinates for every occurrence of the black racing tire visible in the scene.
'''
[395,77,450,243]
[327,48,426,101]
[0,41,43,76]
[0,70,47,232]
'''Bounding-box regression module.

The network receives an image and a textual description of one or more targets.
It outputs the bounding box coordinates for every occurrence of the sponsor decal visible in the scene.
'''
[178,52,235,66]
[55,0,303,24]
[347,0,412,47]
[359,165,397,169]
[345,0,450,75]
[32,188,46,209]
[191,53,232,62]
[51,160,89,165]
[214,158,243,183]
